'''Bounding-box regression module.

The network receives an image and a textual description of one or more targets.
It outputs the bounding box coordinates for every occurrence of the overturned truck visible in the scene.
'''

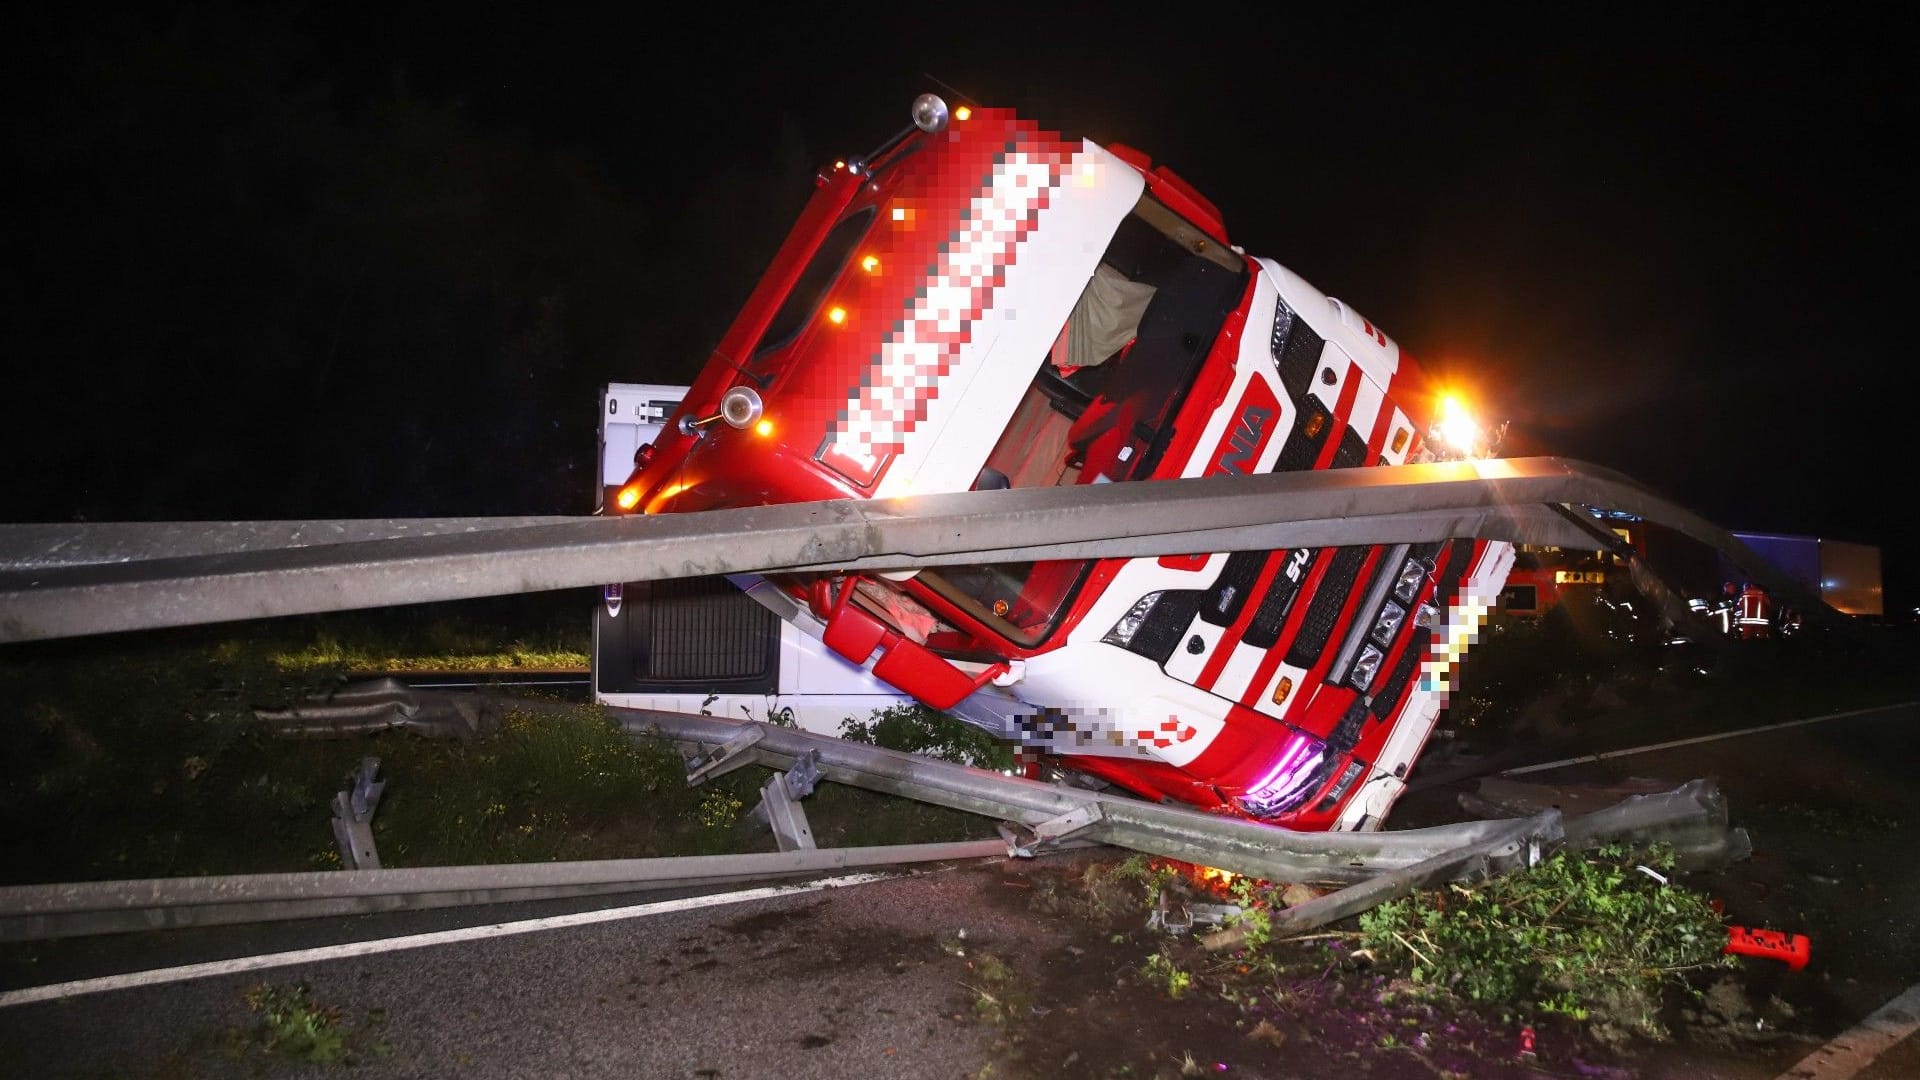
[608,94,1514,833]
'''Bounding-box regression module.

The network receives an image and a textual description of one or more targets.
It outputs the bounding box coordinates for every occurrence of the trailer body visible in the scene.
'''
[594,382,914,733]
[1727,532,1883,617]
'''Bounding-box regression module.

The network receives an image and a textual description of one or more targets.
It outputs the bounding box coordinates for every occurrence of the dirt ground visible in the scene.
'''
[939,853,1792,1080]
[942,694,1920,1080]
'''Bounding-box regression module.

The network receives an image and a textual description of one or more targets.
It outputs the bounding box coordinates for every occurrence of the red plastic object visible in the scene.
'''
[1725,926,1811,971]
[820,578,1007,709]
[1518,1026,1537,1057]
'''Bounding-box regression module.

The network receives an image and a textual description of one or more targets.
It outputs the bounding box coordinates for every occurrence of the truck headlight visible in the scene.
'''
[1350,644,1385,689]
[1393,559,1428,604]
[1103,592,1163,649]
[1372,601,1407,645]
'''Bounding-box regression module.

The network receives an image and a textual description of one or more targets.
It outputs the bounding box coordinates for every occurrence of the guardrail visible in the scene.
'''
[0,457,1829,642]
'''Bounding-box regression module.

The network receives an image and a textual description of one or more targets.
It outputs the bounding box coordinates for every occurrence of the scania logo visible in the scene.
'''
[1205,377,1282,478]
[1217,404,1274,475]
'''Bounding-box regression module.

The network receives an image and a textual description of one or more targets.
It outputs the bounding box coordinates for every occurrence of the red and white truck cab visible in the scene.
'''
[613,95,1513,831]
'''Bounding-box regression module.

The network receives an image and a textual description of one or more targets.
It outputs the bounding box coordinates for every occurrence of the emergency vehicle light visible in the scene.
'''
[614,485,642,511]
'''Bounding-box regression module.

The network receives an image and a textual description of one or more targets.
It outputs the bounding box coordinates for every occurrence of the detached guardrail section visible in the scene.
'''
[0,685,1748,944]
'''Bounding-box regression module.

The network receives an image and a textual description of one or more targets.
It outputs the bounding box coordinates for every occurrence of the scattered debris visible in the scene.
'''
[1725,926,1811,970]
[254,678,497,739]
[1246,1019,1287,1049]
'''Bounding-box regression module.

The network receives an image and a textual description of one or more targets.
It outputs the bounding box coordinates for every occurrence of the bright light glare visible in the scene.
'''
[827,306,847,325]
[1436,395,1481,450]
[755,419,774,437]
[861,254,880,273]
[955,106,972,121]
[615,486,642,511]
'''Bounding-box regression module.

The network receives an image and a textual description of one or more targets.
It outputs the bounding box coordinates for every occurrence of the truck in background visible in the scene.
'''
[592,382,913,734]
[1721,533,1883,617]
[1496,511,1884,627]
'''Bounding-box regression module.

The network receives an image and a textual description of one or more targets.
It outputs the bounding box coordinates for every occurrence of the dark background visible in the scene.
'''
[8,4,1912,613]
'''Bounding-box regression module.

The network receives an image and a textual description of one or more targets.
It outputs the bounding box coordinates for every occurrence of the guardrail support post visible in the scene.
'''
[330,756,385,870]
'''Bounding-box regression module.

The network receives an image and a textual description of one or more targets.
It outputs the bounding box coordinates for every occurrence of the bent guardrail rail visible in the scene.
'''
[0,457,1832,643]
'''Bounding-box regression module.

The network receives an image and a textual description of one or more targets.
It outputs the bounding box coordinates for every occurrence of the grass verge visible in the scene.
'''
[0,612,990,885]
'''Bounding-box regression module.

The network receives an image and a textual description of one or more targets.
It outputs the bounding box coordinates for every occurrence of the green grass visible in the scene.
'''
[0,604,991,885]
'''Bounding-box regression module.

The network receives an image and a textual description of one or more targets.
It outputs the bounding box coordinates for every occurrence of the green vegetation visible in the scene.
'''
[839,702,1016,770]
[1032,845,1736,1051]
[1356,844,1733,1035]
[0,609,991,885]
[238,982,387,1064]
[1141,949,1194,1000]
[267,630,587,673]
[962,952,1033,1025]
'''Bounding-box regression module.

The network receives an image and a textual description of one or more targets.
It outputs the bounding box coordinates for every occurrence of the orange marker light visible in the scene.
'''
[615,486,642,511]
[954,106,972,121]
[861,254,881,273]
[827,306,847,325]
[755,419,774,438]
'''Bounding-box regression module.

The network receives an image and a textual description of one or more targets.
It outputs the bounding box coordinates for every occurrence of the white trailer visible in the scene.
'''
[591,383,912,733]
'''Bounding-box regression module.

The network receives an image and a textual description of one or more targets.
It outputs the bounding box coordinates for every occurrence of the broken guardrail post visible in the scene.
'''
[331,756,385,870]
[747,750,824,852]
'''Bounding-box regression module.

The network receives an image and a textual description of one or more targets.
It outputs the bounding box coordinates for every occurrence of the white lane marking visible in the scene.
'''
[1501,701,1917,777]
[0,872,893,1009]
[1775,982,1920,1080]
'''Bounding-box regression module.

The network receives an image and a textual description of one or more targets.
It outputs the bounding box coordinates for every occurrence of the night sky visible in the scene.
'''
[9,4,1913,612]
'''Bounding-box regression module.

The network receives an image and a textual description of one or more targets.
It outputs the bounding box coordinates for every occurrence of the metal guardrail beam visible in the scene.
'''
[0,457,1825,643]
[564,699,1737,887]
[0,840,1010,942]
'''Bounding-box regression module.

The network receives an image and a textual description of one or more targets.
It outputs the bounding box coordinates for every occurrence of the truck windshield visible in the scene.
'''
[749,206,878,370]
[918,192,1249,647]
